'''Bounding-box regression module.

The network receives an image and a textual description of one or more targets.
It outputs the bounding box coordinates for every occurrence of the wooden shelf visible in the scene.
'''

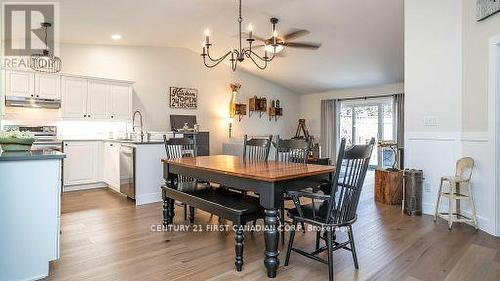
[249,97,267,118]
[268,107,283,121]
[234,103,246,122]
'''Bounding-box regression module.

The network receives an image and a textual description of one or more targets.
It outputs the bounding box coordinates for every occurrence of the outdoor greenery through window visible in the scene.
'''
[339,97,394,167]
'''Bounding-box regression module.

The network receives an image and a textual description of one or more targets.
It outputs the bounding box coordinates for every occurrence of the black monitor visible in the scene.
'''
[170,114,197,131]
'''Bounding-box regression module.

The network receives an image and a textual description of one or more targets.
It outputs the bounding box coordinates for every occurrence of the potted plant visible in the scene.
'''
[0,130,36,151]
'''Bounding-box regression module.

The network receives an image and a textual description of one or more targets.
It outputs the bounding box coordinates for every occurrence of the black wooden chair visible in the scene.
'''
[274,136,310,244]
[163,135,206,223]
[161,184,263,272]
[284,138,375,281]
[243,134,273,162]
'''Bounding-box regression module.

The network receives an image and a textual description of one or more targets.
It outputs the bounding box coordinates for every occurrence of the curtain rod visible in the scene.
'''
[335,93,403,102]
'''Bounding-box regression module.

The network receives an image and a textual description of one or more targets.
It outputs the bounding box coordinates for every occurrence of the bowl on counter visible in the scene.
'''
[0,137,35,151]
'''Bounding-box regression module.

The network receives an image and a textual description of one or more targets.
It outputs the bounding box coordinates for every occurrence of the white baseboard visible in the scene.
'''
[136,192,161,206]
[422,202,493,234]
[63,182,107,192]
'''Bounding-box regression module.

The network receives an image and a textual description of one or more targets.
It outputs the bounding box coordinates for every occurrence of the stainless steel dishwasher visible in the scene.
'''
[120,145,136,199]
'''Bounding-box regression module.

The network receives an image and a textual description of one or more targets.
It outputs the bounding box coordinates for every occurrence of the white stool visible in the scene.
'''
[433,157,478,230]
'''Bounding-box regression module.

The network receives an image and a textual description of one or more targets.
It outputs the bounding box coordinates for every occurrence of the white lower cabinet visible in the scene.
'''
[103,141,121,191]
[63,141,100,186]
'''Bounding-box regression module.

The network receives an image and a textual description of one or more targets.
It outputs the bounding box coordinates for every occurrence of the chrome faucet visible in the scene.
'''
[132,110,144,140]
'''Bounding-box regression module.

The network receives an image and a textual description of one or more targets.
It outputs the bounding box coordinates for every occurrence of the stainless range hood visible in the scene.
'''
[5,96,61,109]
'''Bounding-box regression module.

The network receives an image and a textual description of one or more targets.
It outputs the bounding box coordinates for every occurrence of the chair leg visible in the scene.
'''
[183,204,188,221]
[326,229,334,281]
[448,183,454,230]
[434,179,444,222]
[189,206,195,223]
[347,225,359,269]
[280,202,285,245]
[315,230,321,250]
[467,183,479,231]
[284,220,297,266]
[234,225,245,271]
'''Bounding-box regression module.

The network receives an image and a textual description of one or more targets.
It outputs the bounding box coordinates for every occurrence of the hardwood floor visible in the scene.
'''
[47,173,500,281]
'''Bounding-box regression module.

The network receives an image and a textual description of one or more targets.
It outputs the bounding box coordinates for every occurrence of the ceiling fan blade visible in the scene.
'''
[285,42,322,49]
[281,29,310,41]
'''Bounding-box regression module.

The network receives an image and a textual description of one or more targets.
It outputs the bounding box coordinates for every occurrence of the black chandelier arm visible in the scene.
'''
[246,49,276,62]
[203,53,231,68]
[246,52,269,70]
[205,48,233,63]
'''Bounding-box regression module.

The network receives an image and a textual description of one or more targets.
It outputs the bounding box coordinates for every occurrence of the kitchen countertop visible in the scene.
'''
[0,149,66,161]
[60,138,165,145]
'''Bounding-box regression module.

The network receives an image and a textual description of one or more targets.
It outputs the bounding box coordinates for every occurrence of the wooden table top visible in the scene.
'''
[163,155,335,182]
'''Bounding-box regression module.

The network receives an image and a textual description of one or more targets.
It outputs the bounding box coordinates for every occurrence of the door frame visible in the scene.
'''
[489,34,500,236]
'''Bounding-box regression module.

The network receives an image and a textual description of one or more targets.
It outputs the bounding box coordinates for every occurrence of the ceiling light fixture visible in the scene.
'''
[201,0,280,71]
[30,22,62,73]
[111,34,122,40]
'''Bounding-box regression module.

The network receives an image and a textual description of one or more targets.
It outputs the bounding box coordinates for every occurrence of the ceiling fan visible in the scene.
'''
[249,26,322,55]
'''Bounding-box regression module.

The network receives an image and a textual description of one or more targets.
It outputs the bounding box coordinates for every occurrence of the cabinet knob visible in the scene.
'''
[88,115,91,117]
[65,143,68,146]
[111,116,114,118]
[31,94,34,97]
[83,114,87,117]
[36,95,39,97]
[110,143,114,146]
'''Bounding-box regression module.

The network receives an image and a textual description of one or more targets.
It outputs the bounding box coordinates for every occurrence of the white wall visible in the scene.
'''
[299,83,403,139]
[405,0,498,235]
[3,44,301,154]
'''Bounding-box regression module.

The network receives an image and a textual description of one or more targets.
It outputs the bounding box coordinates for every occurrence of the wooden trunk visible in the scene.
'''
[375,169,403,205]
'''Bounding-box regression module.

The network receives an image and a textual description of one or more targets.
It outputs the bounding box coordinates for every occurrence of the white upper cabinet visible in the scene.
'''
[61,76,88,118]
[5,70,34,98]
[34,73,61,99]
[87,80,110,119]
[110,83,132,120]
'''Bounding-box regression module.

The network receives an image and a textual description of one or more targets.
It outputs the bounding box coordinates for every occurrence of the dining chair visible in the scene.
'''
[284,138,375,281]
[433,157,477,230]
[243,134,273,162]
[274,136,310,244]
[163,135,205,223]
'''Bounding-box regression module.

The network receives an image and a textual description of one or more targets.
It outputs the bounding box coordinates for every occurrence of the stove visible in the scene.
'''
[3,125,62,151]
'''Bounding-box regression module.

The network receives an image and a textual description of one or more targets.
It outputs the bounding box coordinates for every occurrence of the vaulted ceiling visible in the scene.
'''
[16,0,404,94]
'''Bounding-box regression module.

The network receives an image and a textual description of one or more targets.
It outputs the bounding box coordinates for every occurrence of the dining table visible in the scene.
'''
[162,155,335,278]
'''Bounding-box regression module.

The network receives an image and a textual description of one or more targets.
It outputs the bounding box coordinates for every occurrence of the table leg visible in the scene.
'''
[162,187,170,226]
[264,208,279,278]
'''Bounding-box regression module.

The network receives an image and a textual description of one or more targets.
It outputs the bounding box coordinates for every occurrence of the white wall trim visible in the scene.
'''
[135,192,161,206]
[489,33,500,236]
[63,182,108,192]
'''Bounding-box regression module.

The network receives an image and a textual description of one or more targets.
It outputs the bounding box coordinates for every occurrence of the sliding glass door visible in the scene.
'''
[339,97,394,167]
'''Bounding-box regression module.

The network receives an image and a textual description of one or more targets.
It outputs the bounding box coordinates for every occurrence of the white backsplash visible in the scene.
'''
[1,107,130,138]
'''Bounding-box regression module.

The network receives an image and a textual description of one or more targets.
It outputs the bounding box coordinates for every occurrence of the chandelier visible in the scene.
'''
[30,22,62,73]
[201,0,280,71]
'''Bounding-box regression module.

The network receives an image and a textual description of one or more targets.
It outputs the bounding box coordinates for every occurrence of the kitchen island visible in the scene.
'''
[0,149,65,281]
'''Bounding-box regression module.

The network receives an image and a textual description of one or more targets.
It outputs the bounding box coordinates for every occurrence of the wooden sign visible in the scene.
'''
[477,0,500,21]
[169,87,198,109]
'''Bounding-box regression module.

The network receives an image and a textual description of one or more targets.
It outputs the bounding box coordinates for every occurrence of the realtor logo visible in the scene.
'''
[3,3,58,57]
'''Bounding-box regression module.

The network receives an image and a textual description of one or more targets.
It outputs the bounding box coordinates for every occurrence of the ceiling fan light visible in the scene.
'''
[265,44,284,53]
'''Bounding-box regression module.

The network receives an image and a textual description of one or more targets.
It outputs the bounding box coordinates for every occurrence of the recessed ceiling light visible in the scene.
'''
[111,34,122,40]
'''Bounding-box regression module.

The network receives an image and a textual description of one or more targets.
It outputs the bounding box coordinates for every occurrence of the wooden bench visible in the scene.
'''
[161,185,263,271]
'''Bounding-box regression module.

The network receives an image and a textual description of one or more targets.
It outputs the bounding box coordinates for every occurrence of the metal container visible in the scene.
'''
[404,169,423,216]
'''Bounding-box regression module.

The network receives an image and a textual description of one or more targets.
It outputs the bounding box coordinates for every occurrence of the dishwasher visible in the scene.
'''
[120,145,136,199]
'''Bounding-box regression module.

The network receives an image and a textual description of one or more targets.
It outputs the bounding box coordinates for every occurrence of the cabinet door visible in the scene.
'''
[103,142,121,191]
[35,73,61,99]
[61,76,88,118]
[5,70,34,98]
[110,83,132,120]
[63,141,99,185]
[87,80,110,119]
